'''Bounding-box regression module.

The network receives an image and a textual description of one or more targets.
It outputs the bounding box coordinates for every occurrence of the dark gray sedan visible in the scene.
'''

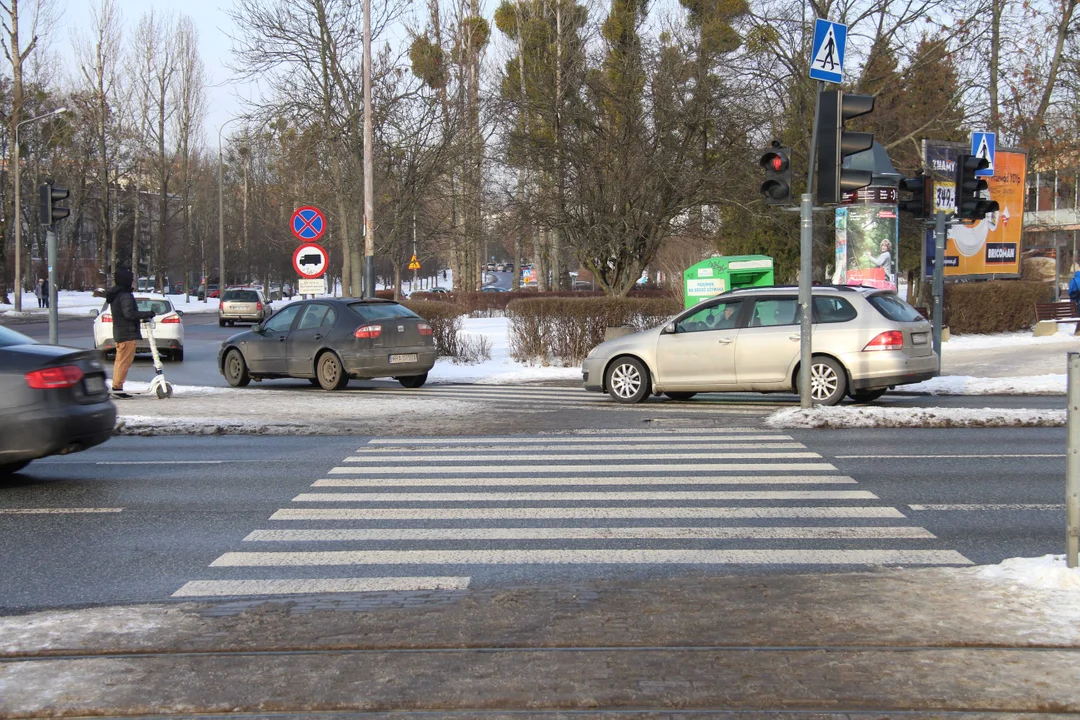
[0,325,117,475]
[217,299,437,390]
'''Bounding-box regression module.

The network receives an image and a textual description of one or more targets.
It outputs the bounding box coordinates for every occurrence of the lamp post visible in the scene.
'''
[13,107,67,312]
[217,116,244,303]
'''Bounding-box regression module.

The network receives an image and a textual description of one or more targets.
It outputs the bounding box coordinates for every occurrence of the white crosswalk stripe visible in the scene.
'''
[174,429,972,598]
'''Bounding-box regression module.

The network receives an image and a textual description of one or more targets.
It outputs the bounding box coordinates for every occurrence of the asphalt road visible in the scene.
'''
[0,426,1067,612]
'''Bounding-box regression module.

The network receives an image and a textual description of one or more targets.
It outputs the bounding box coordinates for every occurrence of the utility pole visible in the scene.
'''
[362,0,375,298]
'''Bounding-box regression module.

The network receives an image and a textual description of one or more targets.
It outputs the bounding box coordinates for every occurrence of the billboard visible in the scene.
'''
[923,143,1027,278]
[833,187,899,292]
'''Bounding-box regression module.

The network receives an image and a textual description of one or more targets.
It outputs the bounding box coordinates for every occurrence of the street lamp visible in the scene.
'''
[217,116,244,303]
[13,107,67,312]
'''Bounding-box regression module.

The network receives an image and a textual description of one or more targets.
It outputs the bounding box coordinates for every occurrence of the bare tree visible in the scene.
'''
[172,16,205,300]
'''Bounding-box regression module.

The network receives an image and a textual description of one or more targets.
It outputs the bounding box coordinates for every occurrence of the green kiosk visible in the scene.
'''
[683,255,775,309]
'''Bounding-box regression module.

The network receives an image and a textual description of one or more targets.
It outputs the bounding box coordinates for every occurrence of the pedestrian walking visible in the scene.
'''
[1069,265,1080,336]
[41,278,50,308]
[34,279,44,308]
[106,268,155,397]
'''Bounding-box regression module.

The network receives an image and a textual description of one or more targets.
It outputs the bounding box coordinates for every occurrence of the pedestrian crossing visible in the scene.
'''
[349,383,780,416]
[173,429,972,599]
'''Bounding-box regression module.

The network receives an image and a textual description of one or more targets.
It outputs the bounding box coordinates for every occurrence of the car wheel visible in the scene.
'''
[0,460,30,476]
[397,372,428,389]
[664,392,696,401]
[308,377,321,386]
[224,349,251,387]
[605,356,650,404]
[173,349,184,362]
[798,356,847,406]
[850,388,887,403]
[218,319,225,328]
[316,351,349,391]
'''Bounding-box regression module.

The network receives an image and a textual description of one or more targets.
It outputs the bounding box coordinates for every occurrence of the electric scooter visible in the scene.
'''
[141,319,174,399]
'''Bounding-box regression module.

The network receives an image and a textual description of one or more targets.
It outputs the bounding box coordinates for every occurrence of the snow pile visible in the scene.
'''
[115,415,340,436]
[0,605,193,654]
[967,554,1080,592]
[767,405,1066,429]
[904,374,1066,395]
[428,316,581,385]
[946,331,1080,351]
[119,381,230,397]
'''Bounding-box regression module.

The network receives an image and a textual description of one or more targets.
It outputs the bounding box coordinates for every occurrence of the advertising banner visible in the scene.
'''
[923,143,1027,277]
[833,187,899,291]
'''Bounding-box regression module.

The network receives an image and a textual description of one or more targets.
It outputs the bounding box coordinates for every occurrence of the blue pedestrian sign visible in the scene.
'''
[809,19,847,84]
[971,132,996,177]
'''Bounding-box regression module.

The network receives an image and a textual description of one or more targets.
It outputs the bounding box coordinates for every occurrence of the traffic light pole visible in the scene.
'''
[47,224,58,345]
[932,210,947,358]
[799,193,814,409]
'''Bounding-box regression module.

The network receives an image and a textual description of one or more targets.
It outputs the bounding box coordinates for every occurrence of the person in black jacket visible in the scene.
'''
[106,268,155,395]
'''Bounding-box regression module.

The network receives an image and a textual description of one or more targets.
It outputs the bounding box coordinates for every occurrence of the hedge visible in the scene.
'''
[411,288,674,316]
[508,296,682,366]
[944,280,1054,334]
[402,300,466,357]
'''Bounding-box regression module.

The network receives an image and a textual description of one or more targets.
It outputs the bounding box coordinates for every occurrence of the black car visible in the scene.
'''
[0,326,117,475]
[217,299,437,390]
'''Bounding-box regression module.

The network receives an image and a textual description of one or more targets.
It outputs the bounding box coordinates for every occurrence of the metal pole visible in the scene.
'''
[805,81,825,195]
[13,128,21,312]
[362,0,376,299]
[799,193,813,409]
[1067,352,1079,568]
[47,225,58,345]
[932,210,946,358]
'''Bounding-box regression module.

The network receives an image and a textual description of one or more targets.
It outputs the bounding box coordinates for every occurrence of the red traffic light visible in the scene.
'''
[771,156,783,172]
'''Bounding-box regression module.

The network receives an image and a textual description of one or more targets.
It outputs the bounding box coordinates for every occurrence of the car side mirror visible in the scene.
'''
[662,322,676,335]
[252,324,263,334]
[176,310,184,317]
[90,309,99,318]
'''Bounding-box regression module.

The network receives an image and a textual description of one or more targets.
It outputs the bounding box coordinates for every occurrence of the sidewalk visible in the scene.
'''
[2,566,1078,716]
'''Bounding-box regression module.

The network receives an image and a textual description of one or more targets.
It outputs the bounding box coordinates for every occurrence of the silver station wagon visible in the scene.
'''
[582,286,939,405]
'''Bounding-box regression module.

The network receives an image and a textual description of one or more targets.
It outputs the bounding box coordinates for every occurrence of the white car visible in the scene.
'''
[94,295,186,362]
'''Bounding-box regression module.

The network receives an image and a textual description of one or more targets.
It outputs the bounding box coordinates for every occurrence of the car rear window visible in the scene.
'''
[0,326,35,348]
[223,290,259,302]
[136,299,172,315]
[349,302,419,321]
[813,296,858,323]
[867,293,924,322]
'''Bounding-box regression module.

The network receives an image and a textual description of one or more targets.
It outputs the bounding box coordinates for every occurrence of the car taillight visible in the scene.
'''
[256,302,263,311]
[418,323,433,336]
[863,330,904,352]
[26,365,85,389]
[160,315,181,324]
[101,315,112,323]
[354,324,382,339]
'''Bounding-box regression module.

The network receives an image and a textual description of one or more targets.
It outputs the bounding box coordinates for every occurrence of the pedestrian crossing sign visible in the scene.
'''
[809,19,847,84]
[408,255,421,271]
[970,132,995,177]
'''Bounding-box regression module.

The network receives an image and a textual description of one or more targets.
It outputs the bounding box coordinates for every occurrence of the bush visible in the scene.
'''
[402,300,466,357]
[944,280,1054,334]
[410,288,673,317]
[508,296,682,366]
[453,333,493,364]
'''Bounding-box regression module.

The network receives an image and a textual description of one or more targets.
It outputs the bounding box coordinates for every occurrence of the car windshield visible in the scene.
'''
[135,299,172,315]
[0,325,35,348]
[223,290,259,302]
[867,293,924,322]
[349,302,419,321]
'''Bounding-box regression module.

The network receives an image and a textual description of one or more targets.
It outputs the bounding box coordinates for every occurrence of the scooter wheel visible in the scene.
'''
[156,383,173,399]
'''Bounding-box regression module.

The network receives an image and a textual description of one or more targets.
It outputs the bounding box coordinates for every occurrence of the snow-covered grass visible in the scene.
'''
[945,329,1080,350]
[0,291,224,318]
[766,405,1066,429]
[903,374,1066,395]
[428,316,580,385]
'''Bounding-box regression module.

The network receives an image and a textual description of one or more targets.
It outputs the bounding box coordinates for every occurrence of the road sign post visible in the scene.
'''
[932,210,947,358]
[47,225,58,345]
[799,193,813,409]
[1068,352,1080,568]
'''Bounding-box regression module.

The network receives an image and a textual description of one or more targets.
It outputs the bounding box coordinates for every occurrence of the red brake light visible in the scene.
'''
[160,315,181,324]
[101,315,112,323]
[26,365,85,389]
[256,302,263,311]
[417,323,433,336]
[863,330,904,352]
[354,324,382,339]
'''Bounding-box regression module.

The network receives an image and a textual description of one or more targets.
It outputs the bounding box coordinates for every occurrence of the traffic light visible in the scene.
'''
[954,154,999,221]
[898,172,930,219]
[38,181,70,225]
[815,90,875,205]
[758,142,792,206]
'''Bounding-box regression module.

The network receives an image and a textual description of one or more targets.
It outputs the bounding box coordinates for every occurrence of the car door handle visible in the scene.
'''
[313,334,323,341]
[718,338,734,345]
[789,335,801,341]
[279,336,286,342]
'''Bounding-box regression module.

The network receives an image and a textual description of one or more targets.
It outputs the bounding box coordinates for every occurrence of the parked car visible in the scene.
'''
[218,298,436,390]
[218,288,271,327]
[0,326,116,475]
[197,283,219,301]
[428,287,450,294]
[94,295,186,362]
[481,285,507,292]
[581,286,938,406]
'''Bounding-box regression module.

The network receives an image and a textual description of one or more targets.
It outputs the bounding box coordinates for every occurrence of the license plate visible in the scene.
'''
[389,353,418,364]
[912,332,928,345]
[84,375,106,394]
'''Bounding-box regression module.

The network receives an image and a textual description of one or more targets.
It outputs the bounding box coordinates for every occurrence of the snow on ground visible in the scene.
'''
[0,291,224,318]
[947,555,1080,635]
[428,316,581,385]
[965,554,1080,591]
[945,329,1080,350]
[766,405,1065,429]
[903,374,1066,395]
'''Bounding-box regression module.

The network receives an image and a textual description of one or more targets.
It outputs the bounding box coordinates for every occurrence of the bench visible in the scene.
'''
[1033,301,1080,336]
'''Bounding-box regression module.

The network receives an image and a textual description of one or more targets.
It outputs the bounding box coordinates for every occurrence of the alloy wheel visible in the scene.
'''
[610,363,641,399]
[810,362,839,401]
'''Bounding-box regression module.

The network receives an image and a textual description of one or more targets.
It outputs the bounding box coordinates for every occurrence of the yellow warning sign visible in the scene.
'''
[408,254,421,271]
